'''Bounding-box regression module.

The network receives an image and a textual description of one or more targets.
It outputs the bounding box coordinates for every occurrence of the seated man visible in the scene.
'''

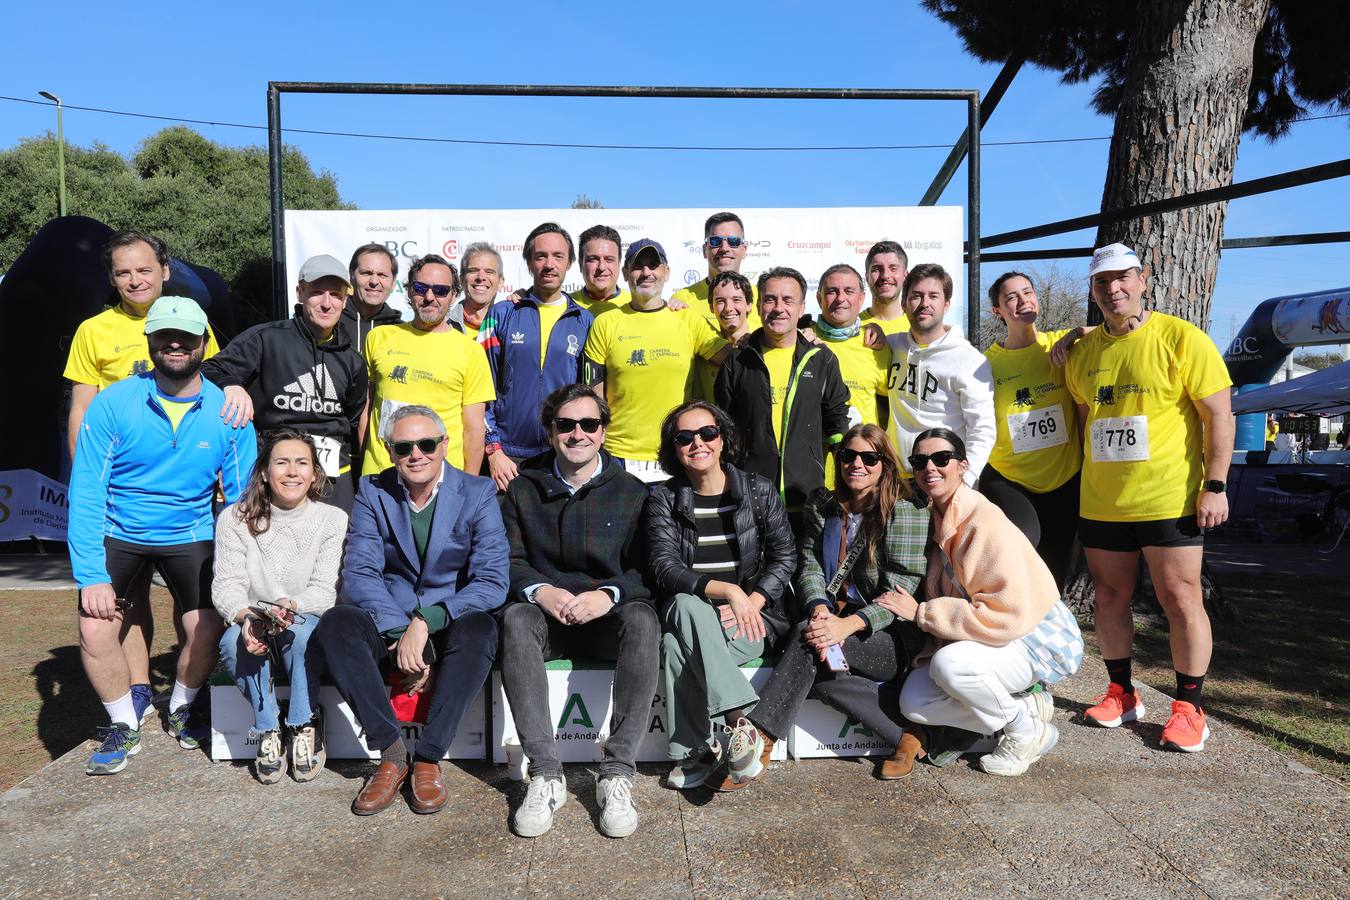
[498,384,659,840]
[315,404,508,816]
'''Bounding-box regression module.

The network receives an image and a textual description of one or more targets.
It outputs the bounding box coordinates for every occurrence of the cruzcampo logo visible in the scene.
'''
[557,692,594,729]
[837,717,875,739]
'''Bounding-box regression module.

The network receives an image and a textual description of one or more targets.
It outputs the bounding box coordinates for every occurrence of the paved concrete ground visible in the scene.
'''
[1,655,1345,899]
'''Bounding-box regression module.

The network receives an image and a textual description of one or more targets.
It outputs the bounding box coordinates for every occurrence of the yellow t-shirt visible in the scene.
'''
[984,330,1082,493]
[536,300,568,368]
[816,327,891,492]
[860,307,911,336]
[583,302,727,461]
[154,393,195,433]
[671,279,762,333]
[363,324,496,473]
[64,305,221,389]
[762,346,795,447]
[569,288,629,318]
[1064,313,1232,522]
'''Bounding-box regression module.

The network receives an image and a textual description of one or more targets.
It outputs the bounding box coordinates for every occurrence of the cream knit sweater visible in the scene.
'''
[212,500,348,625]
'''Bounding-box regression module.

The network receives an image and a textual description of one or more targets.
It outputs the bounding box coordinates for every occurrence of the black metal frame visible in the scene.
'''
[266,81,983,334]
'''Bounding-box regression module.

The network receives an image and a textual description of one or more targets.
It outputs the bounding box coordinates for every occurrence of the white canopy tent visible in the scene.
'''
[1232,359,1350,417]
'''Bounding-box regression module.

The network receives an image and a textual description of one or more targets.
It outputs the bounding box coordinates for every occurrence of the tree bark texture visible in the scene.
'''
[1094,0,1271,330]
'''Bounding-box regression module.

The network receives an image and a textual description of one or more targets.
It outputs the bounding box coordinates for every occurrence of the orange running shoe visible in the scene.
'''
[1161,701,1210,752]
[1084,683,1146,728]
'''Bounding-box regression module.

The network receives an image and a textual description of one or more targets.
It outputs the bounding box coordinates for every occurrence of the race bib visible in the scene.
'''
[1090,415,1150,462]
[622,458,670,485]
[310,434,342,479]
[1008,406,1068,454]
[379,399,410,441]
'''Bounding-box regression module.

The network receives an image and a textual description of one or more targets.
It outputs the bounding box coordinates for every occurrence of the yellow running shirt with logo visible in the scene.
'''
[569,288,629,318]
[860,307,911,336]
[984,329,1082,494]
[671,279,762,332]
[64,305,221,389]
[816,327,891,490]
[583,302,726,461]
[1064,313,1231,522]
[363,323,496,474]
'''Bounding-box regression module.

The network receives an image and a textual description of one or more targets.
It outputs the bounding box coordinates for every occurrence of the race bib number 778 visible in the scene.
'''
[1090,415,1150,463]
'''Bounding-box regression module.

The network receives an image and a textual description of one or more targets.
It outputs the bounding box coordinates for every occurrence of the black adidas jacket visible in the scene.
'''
[201,316,367,471]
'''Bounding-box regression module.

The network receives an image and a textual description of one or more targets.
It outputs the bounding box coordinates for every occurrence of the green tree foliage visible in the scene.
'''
[1293,351,1343,371]
[976,263,1087,351]
[0,126,352,328]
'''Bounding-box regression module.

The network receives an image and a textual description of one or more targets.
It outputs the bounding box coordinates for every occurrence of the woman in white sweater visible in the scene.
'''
[214,428,347,784]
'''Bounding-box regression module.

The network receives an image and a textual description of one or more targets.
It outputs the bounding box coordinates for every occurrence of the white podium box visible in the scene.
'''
[492,658,788,771]
[787,694,898,759]
[210,682,488,761]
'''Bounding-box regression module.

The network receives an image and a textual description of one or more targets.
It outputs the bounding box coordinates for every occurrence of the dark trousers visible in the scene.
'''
[980,467,1080,591]
[751,619,909,747]
[314,604,498,762]
[499,600,660,778]
[321,473,356,514]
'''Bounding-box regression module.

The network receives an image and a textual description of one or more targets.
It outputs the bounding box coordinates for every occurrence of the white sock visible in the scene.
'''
[170,681,199,711]
[1003,707,1035,741]
[103,692,138,730]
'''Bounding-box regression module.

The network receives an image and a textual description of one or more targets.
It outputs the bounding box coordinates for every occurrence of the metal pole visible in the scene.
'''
[966,93,981,339]
[976,231,1350,263]
[920,57,1021,207]
[38,91,66,217]
[267,84,287,321]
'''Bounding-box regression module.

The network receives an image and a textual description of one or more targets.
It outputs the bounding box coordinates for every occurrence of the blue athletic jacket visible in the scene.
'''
[69,372,258,588]
[478,294,595,458]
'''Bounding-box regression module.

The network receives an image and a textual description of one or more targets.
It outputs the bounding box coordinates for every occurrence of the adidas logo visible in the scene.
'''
[274,364,344,415]
[510,331,525,344]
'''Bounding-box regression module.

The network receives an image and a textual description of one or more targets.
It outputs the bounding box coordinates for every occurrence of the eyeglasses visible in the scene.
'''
[706,236,744,249]
[553,416,602,434]
[908,450,962,469]
[410,280,454,298]
[674,425,722,446]
[390,436,445,457]
[839,448,882,467]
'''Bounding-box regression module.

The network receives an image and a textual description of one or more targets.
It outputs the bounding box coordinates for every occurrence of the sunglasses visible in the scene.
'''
[674,425,722,446]
[554,416,602,434]
[706,236,744,249]
[390,436,445,457]
[908,450,963,469]
[410,280,454,298]
[839,448,883,467]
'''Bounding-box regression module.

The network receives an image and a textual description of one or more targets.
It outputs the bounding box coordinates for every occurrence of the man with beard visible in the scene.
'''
[339,243,406,353]
[671,212,761,331]
[69,296,258,775]
[361,254,495,475]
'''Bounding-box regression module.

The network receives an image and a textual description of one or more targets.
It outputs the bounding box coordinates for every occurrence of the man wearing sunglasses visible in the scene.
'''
[671,211,762,332]
[497,384,658,838]
[478,224,595,491]
[715,267,851,534]
[316,405,507,816]
[360,253,496,477]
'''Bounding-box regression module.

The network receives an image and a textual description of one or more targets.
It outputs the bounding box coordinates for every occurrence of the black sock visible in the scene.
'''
[1104,657,1133,691]
[1175,672,1205,709]
[380,736,408,764]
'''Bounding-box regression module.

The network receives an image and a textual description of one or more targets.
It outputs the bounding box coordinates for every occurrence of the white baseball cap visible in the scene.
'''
[1088,243,1142,278]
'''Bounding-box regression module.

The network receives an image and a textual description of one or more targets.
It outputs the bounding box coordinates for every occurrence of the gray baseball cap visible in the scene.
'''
[297,254,352,287]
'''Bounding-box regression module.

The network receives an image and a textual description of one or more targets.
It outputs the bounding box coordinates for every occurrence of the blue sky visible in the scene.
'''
[3,0,1346,347]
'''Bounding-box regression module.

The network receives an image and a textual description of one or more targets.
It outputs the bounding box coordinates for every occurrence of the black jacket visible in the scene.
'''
[644,465,796,644]
[200,316,367,470]
[715,330,851,510]
[499,450,652,605]
[338,298,404,354]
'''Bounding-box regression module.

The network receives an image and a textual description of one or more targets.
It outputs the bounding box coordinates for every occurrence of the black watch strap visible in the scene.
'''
[1203,479,1226,494]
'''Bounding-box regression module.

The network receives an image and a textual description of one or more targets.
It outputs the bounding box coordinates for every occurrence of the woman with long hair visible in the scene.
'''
[727,424,931,789]
[880,427,1083,777]
[645,401,796,791]
[213,427,347,784]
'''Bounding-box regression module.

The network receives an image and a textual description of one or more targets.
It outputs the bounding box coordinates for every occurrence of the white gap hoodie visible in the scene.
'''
[885,326,996,485]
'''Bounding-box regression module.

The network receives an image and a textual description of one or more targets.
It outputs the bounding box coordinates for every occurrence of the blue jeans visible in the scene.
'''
[218,613,322,733]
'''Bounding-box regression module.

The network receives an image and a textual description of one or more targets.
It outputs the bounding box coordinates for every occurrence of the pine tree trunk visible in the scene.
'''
[1091,0,1271,330]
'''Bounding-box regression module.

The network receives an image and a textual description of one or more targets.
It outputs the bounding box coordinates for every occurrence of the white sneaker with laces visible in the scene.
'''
[724,717,765,785]
[1020,685,1054,725]
[595,774,638,838]
[513,774,567,838]
[979,720,1059,777]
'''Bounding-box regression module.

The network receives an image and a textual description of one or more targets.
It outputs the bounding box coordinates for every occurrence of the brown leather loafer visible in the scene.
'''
[353,759,410,815]
[409,760,448,814]
[879,726,927,780]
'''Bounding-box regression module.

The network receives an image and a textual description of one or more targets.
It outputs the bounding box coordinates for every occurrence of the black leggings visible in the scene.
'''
[979,467,1080,590]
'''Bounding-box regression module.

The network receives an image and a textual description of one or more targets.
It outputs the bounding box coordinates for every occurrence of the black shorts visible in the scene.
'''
[77,537,215,618]
[1078,515,1202,552]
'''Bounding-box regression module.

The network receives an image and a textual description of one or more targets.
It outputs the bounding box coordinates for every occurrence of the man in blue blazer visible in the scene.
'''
[315,404,508,816]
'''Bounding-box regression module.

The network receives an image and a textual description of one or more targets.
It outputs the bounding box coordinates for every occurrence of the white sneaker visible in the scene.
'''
[289,718,326,783]
[979,720,1060,777]
[724,718,765,785]
[253,730,285,785]
[595,775,638,838]
[512,775,567,838]
[1020,685,1055,725]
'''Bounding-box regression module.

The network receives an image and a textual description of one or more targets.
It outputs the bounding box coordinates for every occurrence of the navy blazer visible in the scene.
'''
[342,461,509,634]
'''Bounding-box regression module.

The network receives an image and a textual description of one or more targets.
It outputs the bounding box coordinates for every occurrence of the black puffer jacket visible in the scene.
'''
[644,465,796,644]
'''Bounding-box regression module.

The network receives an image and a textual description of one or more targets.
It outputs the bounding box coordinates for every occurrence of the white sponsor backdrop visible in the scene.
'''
[0,469,68,542]
[285,207,965,321]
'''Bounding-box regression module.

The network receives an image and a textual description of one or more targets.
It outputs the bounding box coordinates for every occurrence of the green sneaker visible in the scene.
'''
[165,703,208,750]
[86,724,142,775]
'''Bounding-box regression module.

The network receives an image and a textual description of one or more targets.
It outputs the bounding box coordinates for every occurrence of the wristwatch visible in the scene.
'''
[1203,479,1226,494]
